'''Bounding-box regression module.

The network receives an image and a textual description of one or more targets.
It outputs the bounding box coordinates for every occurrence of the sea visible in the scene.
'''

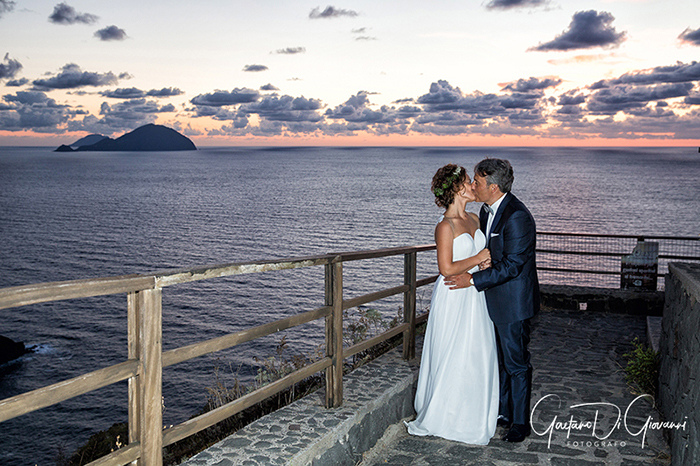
[0,146,699,465]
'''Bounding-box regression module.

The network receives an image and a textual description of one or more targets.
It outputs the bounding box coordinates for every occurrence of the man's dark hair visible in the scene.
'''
[474,158,514,193]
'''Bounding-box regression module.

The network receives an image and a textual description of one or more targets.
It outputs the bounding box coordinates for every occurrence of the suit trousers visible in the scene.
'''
[494,319,532,425]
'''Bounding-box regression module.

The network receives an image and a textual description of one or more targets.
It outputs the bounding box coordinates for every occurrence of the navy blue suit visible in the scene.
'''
[472,193,539,426]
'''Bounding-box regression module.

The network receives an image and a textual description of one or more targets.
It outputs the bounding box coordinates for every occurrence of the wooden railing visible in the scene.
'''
[0,245,438,466]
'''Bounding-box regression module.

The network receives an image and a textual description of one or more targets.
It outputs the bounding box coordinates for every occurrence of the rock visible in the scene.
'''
[0,335,28,365]
[54,144,74,152]
[74,124,196,152]
[70,134,108,149]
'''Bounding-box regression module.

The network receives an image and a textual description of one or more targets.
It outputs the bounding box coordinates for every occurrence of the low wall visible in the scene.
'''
[659,263,700,466]
[540,284,664,315]
[179,344,420,466]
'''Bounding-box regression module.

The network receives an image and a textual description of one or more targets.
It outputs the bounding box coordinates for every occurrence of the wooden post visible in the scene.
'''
[324,261,343,408]
[138,288,163,466]
[403,252,417,360]
[127,292,142,466]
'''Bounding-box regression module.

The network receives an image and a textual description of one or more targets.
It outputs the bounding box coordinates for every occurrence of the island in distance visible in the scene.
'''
[55,124,197,152]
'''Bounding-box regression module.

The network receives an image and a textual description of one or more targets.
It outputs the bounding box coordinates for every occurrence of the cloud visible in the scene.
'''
[484,0,548,10]
[100,86,185,99]
[0,0,15,18]
[95,25,127,41]
[678,27,700,46]
[190,88,260,107]
[500,76,562,92]
[243,64,268,72]
[48,2,98,25]
[0,90,71,132]
[32,63,120,90]
[146,87,183,97]
[586,82,694,114]
[530,10,626,52]
[355,36,377,41]
[100,87,145,99]
[6,77,28,86]
[260,83,279,91]
[240,95,325,122]
[590,61,700,88]
[309,6,358,19]
[0,53,22,80]
[274,47,306,54]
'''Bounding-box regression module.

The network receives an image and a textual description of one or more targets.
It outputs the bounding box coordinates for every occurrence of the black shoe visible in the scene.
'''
[502,424,531,442]
[497,415,512,428]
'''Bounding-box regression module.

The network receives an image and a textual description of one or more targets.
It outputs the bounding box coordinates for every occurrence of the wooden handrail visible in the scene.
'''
[0,244,437,466]
[0,359,139,423]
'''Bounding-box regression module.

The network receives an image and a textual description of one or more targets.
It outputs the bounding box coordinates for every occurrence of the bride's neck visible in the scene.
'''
[444,200,468,218]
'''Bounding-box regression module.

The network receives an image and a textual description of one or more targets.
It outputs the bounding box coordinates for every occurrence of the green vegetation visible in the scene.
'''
[623,337,659,398]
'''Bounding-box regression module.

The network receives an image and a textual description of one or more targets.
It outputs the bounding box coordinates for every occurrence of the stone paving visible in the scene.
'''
[359,308,672,466]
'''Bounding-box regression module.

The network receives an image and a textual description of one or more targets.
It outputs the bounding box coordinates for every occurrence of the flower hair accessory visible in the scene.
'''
[433,167,462,197]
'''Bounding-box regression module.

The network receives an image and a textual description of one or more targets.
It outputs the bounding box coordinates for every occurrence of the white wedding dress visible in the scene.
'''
[407,228,499,445]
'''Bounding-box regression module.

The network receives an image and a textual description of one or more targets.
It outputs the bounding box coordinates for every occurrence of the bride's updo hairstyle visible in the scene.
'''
[431,164,467,208]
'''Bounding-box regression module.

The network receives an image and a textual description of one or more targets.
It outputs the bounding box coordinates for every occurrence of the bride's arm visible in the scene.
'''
[435,222,491,277]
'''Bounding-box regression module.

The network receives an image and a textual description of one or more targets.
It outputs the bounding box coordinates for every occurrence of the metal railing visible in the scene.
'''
[0,245,438,466]
[536,232,700,290]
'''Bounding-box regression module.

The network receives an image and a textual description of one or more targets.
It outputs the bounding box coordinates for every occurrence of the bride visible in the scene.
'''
[406,164,499,445]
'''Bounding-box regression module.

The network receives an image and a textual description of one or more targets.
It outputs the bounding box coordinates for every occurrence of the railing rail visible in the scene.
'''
[536,231,700,290]
[0,244,438,466]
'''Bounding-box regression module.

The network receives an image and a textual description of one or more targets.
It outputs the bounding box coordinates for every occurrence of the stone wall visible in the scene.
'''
[659,263,700,466]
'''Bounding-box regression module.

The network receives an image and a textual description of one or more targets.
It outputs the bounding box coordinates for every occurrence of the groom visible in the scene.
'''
[444,158,539,443]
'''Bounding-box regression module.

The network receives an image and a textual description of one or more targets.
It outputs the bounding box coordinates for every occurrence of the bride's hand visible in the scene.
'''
[479,258,491,270]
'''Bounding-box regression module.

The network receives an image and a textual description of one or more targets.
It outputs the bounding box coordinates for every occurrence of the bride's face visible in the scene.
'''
[457,179,476,203]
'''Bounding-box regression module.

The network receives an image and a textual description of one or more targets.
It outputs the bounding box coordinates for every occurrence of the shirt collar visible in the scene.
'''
[488,192,507,215]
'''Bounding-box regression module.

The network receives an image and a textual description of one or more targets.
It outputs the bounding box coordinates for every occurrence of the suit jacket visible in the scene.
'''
[472,193,539,324]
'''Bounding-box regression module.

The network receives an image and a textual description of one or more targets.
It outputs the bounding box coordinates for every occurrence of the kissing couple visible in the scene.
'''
[406,158,540,445]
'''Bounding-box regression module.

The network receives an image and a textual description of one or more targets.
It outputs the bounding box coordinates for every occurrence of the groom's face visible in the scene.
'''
[471,174,492,204]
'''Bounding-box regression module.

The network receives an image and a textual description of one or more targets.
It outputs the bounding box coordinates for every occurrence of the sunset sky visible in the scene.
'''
[1,0,700,146]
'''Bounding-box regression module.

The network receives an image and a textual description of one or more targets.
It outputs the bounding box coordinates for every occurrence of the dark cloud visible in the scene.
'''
[355,36,377,41]
[260,83,279,91]
[48,2,98,25]
[0,0,15,18]
[95,25,127,41]
[309,6,358,19]
[0,90,71,132]
[678,27,700,46]
[590,62,700,88]
[6,77,28,87]
[530,10,626,52]
[100,87,145,99]
[100,86,184,99]
[0,53,22,80]
[416,80,544,116]
[501,77,562,92]
[484,0,547,10]
[32,63,119,90]
[190,89,260,107]
[240,95,324,122]
[274,47,305,54]
[147,87,184,97]
[243,64,268,72]
[587,82,694,114]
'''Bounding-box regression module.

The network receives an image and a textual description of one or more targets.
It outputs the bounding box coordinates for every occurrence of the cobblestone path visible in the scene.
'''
[359,308,671,466]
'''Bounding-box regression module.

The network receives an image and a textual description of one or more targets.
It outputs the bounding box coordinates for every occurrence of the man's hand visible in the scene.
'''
[444,272,472,290]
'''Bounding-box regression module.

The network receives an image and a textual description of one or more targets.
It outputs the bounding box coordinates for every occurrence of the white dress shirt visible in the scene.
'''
[486,193,507,239]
